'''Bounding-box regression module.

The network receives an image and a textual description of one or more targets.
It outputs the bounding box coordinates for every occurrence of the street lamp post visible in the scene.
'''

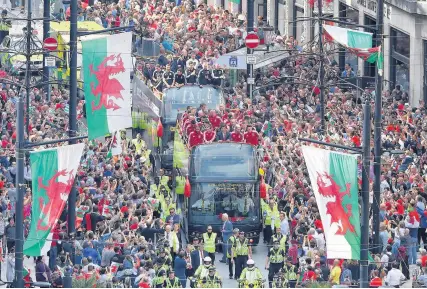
[317,0,325,135]
[372,0,384,253]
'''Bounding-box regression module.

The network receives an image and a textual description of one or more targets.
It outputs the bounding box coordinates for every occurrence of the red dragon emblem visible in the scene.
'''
[37,169,75,231]
[89,54,125,112]
[316,172,355,235]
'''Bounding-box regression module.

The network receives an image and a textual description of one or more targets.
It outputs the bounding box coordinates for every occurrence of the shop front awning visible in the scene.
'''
[214,45,290,70]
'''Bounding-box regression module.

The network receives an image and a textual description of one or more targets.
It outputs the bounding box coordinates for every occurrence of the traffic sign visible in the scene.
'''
[245,33,260,49]
[45,57,56,67]
[247,77,255,85]
[246,55,257,65]
[43,37,58,51]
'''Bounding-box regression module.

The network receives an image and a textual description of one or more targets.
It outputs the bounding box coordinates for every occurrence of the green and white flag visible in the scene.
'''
[302,146,361,260]
[24,143,85,256]
[323,25,372,49]
[82,32,133,140]
[323,25,383,76]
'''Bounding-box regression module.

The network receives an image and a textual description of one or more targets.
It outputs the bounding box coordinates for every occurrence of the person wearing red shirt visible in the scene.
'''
[188,125,204,148]
[208,110,222,129]
[244,125,259,146]
[230,125,244,142]
[185,123,196,138]
[203,124,216,143]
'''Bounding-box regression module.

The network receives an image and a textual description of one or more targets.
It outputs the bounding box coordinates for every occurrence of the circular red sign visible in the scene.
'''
[245,33,260,49]
[43,37,58,51]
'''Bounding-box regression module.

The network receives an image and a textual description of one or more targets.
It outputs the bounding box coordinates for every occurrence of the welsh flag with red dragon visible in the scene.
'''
[24,144,85,256]
[302,146,361,260]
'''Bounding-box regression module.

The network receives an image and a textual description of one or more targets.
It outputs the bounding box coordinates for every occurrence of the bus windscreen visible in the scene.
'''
[191,144,257,180]
[162,86,222,124]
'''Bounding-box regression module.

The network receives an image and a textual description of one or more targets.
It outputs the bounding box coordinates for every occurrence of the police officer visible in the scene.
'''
[203,225,217,264]
[158,169,171,190]
[201,266,222,288]
[227,228,239,279]
[232,231,252,280]
[174,69,186,87]
[150,176,161,197]
[211,64,224,87]
[0,10,11,44]
[271,226,287,252]
[283,257,299,288]
[265,240,286,288]
[198,63,212,86]
[152,269,167,288]
[263,199,280,244]
[185,62,197,84]
[152,64,163,92]
[163,64,175,89]
[164,270,182,288]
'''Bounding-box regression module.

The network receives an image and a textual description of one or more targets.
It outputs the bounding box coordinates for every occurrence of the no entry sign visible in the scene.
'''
[245,33,260,49]
[43,37,58,51]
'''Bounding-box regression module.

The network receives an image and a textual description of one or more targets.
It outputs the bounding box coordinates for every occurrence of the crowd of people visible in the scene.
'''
[0,0,426,288]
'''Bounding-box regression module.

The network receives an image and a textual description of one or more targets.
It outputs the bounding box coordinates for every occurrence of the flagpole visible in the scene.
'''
[65,0,78,286]
[360,95,372,288]
[372,0,384,254]
[317,0,325,135]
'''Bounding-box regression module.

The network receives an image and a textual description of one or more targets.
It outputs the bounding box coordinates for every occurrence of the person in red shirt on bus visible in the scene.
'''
[188,125,204,148]
[244,125,259,146]
[208,110,222,129]
[230,125,244,142]
[203,123,216,143]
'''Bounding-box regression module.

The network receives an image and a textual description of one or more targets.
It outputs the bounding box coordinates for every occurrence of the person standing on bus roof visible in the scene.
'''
[244,125,260,146]
[188,124,204,148]
[208,110,222,130]
[203,226,217,265]
[198,63,212,87]
[203,123,216,144]
[174,69,186,87]
[162,64,175,89]
[152,64,163,93]
[231,125,244,143]
[216,125,231,142]
[211,64,224,88]
[185,62,198,85]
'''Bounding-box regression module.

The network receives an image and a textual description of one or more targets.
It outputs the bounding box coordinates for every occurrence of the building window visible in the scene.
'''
[338,2,359,74]
[390,28,410,92]
[364,15,376,78]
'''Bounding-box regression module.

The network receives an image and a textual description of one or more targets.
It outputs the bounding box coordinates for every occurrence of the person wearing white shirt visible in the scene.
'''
[279,212,289,236]
[386,263,405,287]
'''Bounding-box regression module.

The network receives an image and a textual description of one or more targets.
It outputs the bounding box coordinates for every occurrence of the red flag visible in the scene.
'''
[184,176,191,198]
[260,176,267,199]
[157,119,164,138]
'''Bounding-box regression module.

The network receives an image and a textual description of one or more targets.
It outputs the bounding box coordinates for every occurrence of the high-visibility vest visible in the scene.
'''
[150,184,159,197]
[160,175,169,189]
[272,234,287,251]
[269,248,285,263]
[202,275,221,288]
[203,232,217,253]
[284,265,297,280]
[263,205,279,226]
[234,238,249,256]
[171,231,179,253]
[165,277,180,288]
[227,236,236,258]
